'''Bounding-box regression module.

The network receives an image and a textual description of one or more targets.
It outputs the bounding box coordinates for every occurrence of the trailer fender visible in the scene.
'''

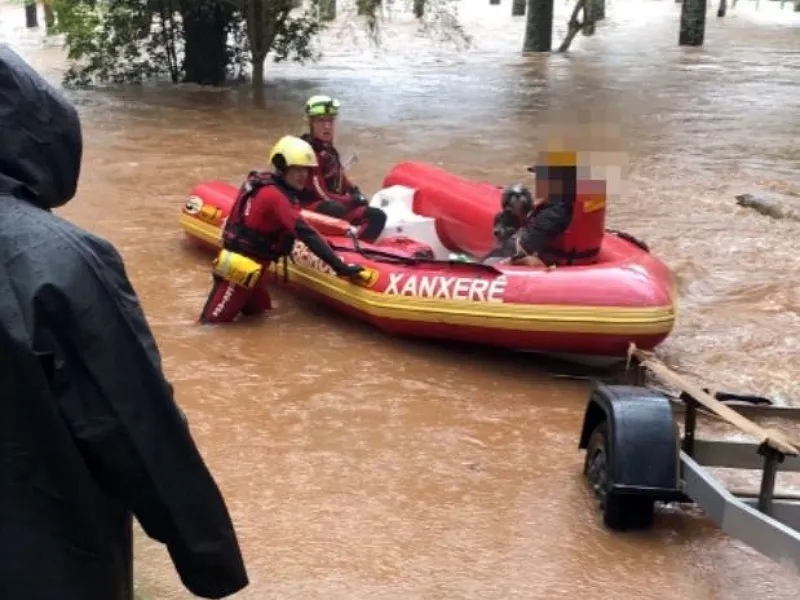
[579,382,679,496]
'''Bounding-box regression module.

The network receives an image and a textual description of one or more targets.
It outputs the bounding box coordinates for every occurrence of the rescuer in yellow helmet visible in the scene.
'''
[200,135,364,323]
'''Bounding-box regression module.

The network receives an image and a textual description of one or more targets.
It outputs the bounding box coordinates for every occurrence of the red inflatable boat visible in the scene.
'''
[180,162,677,364]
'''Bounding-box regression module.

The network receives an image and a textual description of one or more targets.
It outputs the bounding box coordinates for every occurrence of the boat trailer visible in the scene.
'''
[577,347,800,575]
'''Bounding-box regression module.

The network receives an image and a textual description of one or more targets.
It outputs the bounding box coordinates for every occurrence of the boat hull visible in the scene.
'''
[180,167,677,360]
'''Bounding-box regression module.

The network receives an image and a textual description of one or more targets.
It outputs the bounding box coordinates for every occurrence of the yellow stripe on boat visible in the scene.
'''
[180,214,676,336]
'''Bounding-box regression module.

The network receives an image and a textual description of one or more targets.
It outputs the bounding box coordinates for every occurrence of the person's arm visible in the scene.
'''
[272,193,357,276]
[295,219,359,274]
[340,170,358,195]
[515,198,573,257]
[48,234,248,599]
[311,149,362,207]
[310,168,357,206]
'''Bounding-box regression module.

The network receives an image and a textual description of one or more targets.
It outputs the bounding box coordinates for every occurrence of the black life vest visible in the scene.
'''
[222,171,297,262]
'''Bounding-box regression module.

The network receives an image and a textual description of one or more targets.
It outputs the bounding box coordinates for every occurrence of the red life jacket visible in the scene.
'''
[539,183,607,266]
[300,133,349,196]
[222,171,296,262]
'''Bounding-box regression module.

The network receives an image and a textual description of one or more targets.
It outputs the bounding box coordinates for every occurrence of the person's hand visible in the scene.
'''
[336,263,364,278]
[350,188,368,206]
[512,254,546,267]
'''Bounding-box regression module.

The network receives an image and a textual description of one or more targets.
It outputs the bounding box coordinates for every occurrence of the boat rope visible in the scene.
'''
[606,229,650,253]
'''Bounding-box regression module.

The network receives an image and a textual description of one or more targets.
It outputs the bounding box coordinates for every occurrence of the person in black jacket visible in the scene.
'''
[0,45,248,600]
[489,158,577,267]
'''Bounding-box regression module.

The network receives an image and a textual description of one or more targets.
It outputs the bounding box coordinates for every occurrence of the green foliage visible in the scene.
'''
[226,14,251,81]
[269,4,323,64]
[48,0,468,88]
[50,0,181,86]
[360,0,472,48]
[50,0,321,86]
[414,0,472,48]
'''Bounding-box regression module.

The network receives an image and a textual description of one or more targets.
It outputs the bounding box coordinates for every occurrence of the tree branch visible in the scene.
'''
[557,0,592,52]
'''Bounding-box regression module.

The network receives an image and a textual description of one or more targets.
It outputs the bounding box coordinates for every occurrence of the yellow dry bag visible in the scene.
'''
[212,249,263,289]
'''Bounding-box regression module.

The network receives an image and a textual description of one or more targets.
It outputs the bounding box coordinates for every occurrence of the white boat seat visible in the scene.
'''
[369,185,451,259]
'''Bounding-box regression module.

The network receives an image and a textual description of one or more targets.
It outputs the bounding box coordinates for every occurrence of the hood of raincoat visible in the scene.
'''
[0,44,82,209]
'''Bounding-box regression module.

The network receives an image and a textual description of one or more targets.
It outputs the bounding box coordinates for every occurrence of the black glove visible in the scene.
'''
[336,263,364,278]
[350,187,368,206]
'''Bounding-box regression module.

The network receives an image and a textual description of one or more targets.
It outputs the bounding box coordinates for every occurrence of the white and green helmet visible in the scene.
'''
[305,95,340,118]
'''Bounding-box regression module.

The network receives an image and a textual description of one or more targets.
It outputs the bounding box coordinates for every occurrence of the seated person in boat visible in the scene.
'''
[491,151,605,267]
[298,94,387,242]
[200,135,364,324]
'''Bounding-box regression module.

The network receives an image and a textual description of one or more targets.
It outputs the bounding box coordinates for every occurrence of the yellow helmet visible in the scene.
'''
[527,150,578,174]
[269,135,318,171]
[540,150,577,167]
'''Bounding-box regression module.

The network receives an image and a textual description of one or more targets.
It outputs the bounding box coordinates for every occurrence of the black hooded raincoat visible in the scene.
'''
[0,46,248,600]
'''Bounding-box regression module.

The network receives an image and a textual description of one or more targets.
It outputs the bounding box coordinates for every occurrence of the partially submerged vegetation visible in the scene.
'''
[37,0,596,90]
[44,0,471,90]
[23,0,796,92]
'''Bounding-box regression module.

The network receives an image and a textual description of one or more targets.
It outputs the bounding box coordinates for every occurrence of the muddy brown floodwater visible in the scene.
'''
[4,0,800,597]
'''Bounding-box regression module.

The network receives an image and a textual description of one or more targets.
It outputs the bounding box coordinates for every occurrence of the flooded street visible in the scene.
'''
[3,0,800,597]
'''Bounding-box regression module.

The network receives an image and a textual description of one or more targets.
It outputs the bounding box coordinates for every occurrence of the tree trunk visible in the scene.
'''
[181,2,231,86]
[320,0,336,21]
[584,0,597,35]
[25,1,38,28]
[252,53,266,105]
[595,0,605,19]
[357,0,380,16]
[717,0,727,16]
[558,0,587,50]
[679,0,707,46]
[43,1,55,30]
[512,0,526,16]
[246,0,280,98]
[413,0,425,18]
[523,0,554,52]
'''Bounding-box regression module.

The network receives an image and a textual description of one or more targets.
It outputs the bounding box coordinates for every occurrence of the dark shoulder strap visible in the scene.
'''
[231,171,273,222]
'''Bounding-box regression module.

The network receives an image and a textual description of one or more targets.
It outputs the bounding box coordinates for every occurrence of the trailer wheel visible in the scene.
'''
[584,421,655,531]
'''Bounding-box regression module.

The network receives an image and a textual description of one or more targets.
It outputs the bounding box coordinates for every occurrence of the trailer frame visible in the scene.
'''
[577,357,800,576]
